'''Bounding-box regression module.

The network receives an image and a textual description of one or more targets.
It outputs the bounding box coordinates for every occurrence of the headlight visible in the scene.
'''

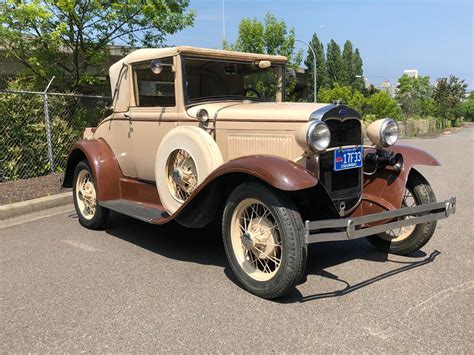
[296,120,331,153]
[308,121,331,152]
[381,119,399,146]
[367,118,399,147]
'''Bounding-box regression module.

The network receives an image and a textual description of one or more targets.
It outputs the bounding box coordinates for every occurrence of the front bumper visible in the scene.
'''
[305,197,456,244]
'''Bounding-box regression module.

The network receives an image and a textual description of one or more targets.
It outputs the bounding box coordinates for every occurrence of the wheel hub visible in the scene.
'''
[240,231,254,250]
[172,168,183,184]
[167,149,198,203]
[241,217,278,259]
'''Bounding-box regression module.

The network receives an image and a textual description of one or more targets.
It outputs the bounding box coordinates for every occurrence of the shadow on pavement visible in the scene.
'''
[104,211,227,267]
[99,212,440,303]
[279,249,440,304]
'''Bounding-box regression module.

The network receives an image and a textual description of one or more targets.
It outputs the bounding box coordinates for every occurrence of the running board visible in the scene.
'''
[99,199,169,223]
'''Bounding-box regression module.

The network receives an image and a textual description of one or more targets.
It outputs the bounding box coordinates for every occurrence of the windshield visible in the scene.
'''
[182,57,285,104]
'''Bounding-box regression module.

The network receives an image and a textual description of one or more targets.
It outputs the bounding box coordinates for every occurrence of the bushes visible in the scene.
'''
[318,84,401,121]
[0,91,109,181]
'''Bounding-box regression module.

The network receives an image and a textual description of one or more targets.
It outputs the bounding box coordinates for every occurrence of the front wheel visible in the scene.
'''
[222,182,307,299]
[366,172,437,255]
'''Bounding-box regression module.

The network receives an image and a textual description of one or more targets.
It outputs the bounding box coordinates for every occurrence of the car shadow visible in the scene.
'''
[277,247,440,304]
[104,212,228,267]
[99,212,439,303]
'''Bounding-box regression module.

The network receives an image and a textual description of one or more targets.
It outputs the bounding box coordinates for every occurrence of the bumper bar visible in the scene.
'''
[305,197,456,244]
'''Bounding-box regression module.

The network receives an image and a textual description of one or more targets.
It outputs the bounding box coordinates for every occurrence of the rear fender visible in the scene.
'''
[62,139,123,201]
[353,144,440,216]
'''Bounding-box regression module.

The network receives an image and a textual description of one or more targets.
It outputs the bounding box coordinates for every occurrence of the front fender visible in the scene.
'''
[172,155,319,227]
[62,139,123,201]
[353,144,440,216]
[203,155,318,191]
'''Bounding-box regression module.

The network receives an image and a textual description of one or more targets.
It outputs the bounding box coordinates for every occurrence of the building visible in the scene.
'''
[403,69,419,78]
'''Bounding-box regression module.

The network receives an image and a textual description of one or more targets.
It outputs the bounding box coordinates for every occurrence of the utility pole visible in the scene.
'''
[222,0,226,48]
[296,39,317,103]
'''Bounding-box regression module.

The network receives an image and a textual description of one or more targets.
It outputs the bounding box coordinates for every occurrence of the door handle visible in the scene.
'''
[124,112,132,123]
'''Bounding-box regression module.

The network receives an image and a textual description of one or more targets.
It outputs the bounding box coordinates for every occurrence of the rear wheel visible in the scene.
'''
[366,172,437,255]
[222,182,307,299]
[73,161,109,229]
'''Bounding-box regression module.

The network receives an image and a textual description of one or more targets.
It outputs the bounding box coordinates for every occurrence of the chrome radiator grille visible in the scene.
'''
[319,118,363,213]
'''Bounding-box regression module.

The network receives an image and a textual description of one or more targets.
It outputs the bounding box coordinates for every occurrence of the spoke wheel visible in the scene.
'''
[222,182,307,299]
[72,161,109,229]
[230,199,283,281]
[366,171,437,256]
[75,169,97,220]
[166,149,198,203]
[378,187,417,242]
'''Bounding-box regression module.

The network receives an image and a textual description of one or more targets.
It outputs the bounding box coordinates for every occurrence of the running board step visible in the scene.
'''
[99,199,169,223]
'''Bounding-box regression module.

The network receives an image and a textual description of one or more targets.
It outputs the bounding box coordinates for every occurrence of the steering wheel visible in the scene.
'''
[242,87,261,98]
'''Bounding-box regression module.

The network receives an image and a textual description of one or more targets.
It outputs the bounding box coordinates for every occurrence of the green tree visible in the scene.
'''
[326,40,343,86]
[341,40,353,86]
[318,83,353,104]
[348,90,367,114]
[366,91,401,120]
[230,13,300,65]
[432,75,467,127]
[304,33,328,98]
[0,0,195,92]
[397,74,434,118]
[458,91,474,121]
[352,48,364,92]
[227,13,302,100]
[317,83,367,113]
[233,18,265,54]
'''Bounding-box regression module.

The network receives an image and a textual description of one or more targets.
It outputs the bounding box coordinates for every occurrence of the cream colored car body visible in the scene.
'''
[92,46,330,182]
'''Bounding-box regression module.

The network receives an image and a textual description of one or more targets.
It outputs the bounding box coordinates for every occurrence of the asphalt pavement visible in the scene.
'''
[1,127,473,352]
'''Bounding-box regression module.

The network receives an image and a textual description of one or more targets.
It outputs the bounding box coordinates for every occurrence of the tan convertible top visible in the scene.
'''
[118,46,288,65]
[109,46,288,111]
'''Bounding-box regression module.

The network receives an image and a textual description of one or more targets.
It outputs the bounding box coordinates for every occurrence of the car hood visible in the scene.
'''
[186,101,332,122]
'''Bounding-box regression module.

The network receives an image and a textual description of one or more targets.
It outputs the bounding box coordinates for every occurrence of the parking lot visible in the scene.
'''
[1,127,472,352]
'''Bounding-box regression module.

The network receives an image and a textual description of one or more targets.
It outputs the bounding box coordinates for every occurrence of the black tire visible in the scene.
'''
[366,171,437,255]
[72,160,109,229]
[222,182,307,299]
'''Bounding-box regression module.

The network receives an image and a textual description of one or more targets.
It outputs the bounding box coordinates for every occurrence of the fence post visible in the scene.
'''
[43,77,55,173]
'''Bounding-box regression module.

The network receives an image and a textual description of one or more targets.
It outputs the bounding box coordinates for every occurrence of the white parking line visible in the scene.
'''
[61,239,98,252]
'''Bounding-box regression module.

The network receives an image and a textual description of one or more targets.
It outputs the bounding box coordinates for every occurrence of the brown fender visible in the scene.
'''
[203,155,318,191]
[169,155,319,227]
[351,144,441,217]
[62,139,123,201]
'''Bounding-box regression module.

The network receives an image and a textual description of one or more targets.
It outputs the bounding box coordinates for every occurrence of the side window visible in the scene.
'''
[133,58,175,107]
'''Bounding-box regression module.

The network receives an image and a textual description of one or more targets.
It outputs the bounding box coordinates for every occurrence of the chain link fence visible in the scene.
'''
[0,90,111,182]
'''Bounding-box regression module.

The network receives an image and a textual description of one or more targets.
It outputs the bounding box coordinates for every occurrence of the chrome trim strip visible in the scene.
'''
[305,197,456,244]
[309,104,336,121]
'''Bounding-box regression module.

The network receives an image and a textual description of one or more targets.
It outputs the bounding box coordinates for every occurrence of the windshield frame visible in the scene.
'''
[181,55,286,107]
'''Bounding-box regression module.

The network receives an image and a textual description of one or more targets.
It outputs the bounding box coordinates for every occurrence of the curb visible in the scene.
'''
[0,192,73,221]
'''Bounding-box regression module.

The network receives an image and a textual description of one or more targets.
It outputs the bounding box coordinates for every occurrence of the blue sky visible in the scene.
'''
[167,0,473,89]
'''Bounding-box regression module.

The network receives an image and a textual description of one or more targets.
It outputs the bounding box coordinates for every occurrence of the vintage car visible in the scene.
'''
[63,46,456,299]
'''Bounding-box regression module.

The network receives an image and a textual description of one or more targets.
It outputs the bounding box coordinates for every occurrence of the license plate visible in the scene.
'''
[334,146,363,171]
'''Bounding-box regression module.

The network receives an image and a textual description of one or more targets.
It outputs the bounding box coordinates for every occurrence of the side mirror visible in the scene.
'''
[150,59,163,74]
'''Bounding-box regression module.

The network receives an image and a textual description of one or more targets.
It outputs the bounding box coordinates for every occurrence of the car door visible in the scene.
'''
[128,56,179,182]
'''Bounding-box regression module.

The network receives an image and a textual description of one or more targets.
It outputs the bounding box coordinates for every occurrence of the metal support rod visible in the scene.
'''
[296,39,317,103]
[43,76,55,173]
